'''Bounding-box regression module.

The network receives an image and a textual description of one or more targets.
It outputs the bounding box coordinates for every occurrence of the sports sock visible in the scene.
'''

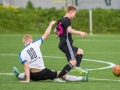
[18,73,25,79]
[65,75,82,81]
[56,63,73,78]
[76,54,83,67]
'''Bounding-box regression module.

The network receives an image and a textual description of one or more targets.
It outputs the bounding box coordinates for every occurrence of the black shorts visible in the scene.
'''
[30,68,57,81]
[60,45,78,62]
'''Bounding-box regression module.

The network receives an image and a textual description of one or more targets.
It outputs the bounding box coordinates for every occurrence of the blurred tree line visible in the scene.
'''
[0,1,120,34]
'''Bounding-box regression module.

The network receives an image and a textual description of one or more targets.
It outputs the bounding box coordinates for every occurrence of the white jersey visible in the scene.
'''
[19,38,45,69]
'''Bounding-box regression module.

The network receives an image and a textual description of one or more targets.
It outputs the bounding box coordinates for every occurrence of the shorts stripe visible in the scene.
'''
[66,32,75,60]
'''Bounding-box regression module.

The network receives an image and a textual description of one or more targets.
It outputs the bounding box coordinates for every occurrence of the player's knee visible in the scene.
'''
[77,48,84,55]
[62,74,66,80]
[69,60,76,66]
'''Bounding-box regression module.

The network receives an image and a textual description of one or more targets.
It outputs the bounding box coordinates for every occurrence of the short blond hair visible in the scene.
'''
[22,34,32,43]
[66,5,77,13]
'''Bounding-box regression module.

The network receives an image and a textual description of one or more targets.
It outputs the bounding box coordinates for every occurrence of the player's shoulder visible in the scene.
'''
[19,48,26,56]
[61,17,71,24]
[33,38,43,43]
[19,50,24,57]
[19,44,30,56]
[62,17,70,21]
[32,38,43,46]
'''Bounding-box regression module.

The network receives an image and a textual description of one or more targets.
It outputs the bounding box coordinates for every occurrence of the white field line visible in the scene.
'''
[86,52,119,54]
[89,78,120,82]
[0,54,116,71]
[76,39,120,42]
[0,53,118,82]
[0,54,17,56]
[0,73,14,75]
[0,73,120,82]
[43,56,116,70]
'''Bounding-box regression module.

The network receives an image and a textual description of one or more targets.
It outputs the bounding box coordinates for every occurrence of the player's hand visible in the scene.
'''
[80,32,87,37]
[54,29,59,38]
[20,80,30,83]
[55,34,59,38]
[50,20,56,25]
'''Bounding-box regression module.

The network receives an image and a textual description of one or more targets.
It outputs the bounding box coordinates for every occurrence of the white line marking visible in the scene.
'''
[0,73,14,75]
[83,59,115,70]
[0,54,118,82]
[86,52,119,54]
[76,39,120,42]
[43,56,116,70]
[89,78,120,82]
[0,73,120,82]
[0,54,17,56]
[0,54,116,71]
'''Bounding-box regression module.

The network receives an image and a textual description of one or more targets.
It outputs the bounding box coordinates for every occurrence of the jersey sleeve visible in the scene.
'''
[19,52,27,64]
[62,18,71,30]
[33,38,43,47]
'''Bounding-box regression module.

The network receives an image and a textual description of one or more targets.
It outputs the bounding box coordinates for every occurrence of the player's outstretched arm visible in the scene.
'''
[42,20,56,40]
[20,62,30,82]
[67,26,87,37]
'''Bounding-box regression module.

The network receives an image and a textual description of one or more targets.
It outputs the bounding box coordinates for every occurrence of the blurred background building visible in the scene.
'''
[0,0,120,9]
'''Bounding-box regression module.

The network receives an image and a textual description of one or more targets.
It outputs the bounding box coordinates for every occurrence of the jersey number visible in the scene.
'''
[27,48,37,59]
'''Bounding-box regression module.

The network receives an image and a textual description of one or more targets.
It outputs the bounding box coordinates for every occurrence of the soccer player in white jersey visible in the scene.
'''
[13,20,88,82]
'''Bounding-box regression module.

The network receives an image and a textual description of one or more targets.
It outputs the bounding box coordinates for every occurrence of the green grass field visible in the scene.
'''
[0,34,120,90]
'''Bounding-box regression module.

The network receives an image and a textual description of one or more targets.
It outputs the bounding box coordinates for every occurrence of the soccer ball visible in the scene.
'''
[112,65,120,77]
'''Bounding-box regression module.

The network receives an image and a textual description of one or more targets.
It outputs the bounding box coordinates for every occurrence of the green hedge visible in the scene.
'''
[0,4,120,34]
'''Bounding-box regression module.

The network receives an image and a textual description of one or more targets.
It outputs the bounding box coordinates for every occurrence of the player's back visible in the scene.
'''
[19,38,45,69]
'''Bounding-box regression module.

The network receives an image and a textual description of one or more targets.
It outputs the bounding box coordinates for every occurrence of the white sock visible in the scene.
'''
[18,73,25,80]
[65,75,82,81]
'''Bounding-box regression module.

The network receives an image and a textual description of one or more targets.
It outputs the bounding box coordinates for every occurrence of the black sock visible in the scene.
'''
[57,63,73,78]
[76,54,83,67]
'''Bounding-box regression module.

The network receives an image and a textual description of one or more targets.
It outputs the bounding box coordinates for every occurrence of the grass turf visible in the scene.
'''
[0,34,120,90]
